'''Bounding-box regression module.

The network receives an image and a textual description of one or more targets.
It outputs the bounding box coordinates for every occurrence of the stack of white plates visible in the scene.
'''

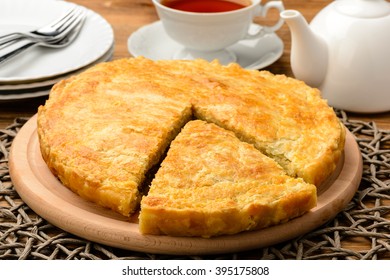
[0,0,114,101]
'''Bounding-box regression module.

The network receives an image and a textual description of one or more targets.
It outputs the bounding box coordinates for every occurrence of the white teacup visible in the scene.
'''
[152,0,284,64]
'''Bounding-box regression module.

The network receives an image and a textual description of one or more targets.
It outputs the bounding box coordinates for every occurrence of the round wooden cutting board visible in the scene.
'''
[9,115,363,255]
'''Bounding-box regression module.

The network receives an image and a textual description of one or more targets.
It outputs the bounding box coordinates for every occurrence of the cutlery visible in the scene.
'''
[0,6,85,49]
[0,13,86,66]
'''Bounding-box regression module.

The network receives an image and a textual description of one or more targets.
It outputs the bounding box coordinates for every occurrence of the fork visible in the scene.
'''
[0,11,86,66]
[0,6,85,49]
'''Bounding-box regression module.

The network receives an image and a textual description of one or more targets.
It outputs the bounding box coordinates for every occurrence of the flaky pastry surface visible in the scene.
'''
[37,57,344,236]
[139,120,317,237]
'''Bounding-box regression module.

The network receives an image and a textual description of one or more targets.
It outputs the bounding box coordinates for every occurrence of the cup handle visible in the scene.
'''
[244,0,285,39]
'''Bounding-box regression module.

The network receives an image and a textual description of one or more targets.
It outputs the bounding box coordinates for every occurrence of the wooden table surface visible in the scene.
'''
[0,0,389,257]
[0,0,389,129]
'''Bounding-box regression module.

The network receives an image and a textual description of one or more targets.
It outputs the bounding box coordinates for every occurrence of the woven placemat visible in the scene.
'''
[1,111,389,260]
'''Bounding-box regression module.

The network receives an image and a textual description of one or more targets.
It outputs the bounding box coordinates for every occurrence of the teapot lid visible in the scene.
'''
[335,0,390,18]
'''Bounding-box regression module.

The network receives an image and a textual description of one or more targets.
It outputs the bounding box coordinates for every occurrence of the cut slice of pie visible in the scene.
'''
[139,120,317,237]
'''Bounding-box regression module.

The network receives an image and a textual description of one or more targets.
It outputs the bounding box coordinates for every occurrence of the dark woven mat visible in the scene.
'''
[1,111,389,260]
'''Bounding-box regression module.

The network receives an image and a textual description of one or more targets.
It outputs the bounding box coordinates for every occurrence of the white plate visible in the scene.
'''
[0,0,114,83]
[0,43,114,101]
[128,21,284,70]
[0,42,114,93]
[0,87,51,101]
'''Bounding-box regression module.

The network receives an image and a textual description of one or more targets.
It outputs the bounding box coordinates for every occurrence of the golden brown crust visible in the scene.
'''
[154,59,345,186]
[37,57,344,236]
[139,120,317,237]
[37,58,193,216]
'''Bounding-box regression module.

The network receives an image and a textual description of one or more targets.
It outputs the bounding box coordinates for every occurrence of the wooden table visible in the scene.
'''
[0,0,389,130]
[0,0,389,258]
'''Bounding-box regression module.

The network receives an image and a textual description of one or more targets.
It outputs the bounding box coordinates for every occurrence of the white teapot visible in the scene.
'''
[281,0,390,113]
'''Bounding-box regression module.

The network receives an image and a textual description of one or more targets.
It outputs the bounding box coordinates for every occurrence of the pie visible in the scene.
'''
[37,57,345,237]
[37,61,192,216]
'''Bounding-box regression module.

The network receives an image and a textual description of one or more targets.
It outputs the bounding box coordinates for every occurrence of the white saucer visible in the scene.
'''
[0,0,114,83]
[128,21,284,70]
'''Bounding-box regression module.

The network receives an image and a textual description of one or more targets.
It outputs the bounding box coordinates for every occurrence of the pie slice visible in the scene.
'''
[139,120,317,237]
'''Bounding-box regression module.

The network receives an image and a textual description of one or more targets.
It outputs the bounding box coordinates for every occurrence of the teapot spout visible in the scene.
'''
[281,10,328,88]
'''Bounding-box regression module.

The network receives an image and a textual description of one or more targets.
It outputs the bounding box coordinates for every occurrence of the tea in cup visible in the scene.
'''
[152,0,284,64]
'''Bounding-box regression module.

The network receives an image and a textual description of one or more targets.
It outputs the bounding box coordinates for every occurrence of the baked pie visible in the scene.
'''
[37,57,345,237]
